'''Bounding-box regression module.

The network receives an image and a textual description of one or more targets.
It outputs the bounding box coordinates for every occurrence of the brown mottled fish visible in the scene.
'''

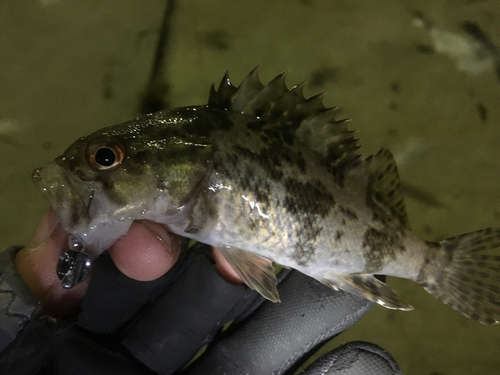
[33,68,500,324]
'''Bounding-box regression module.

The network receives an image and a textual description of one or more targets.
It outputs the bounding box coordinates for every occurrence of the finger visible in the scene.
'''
[108,220,181,282]
[119,242,265,373]
[108,222,242,284]
[15,208,90,316]
[302,342,402,375]
[212,247,244,285]
[77,242,251,336]
[184,271,374,375]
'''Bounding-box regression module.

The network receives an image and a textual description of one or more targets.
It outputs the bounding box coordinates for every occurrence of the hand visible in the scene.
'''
[14,208,240,316]
[2,209,403,374]
[14,208,182,316]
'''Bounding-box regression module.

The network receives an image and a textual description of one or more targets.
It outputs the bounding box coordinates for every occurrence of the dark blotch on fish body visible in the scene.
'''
[362,227,405,272]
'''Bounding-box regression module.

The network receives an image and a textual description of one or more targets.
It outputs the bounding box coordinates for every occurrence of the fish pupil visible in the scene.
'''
[95,147,116,166]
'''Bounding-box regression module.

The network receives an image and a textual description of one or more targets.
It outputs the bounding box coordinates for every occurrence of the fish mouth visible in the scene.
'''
[32,159,134,254]
[32,161,91,233]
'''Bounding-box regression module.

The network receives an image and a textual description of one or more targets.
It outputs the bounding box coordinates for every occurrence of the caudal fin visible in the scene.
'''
[422,228,500,324]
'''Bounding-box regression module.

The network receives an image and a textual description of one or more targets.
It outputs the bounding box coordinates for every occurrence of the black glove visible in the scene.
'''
[0,242,402,374]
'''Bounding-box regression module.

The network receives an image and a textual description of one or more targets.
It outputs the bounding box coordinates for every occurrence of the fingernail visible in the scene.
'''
[27,207,60,250]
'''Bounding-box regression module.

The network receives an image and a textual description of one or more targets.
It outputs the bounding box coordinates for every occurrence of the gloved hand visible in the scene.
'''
[0,210,402,375]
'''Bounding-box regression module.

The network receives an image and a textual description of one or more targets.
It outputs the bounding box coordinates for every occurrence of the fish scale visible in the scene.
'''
[33,68,500,324]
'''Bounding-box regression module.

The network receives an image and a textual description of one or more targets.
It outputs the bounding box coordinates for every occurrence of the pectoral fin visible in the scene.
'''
[184,192,218,237]
[321,274,413,311]
[216,246,280,302]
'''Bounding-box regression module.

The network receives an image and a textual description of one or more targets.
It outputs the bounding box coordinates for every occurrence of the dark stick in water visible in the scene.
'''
[139,0,177,114]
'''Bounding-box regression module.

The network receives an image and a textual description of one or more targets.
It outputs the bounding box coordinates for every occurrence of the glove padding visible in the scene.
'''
[0,242,402,374]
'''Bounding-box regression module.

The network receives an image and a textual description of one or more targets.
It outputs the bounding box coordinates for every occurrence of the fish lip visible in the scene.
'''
[32,160,134,254]
[32,161,90,233]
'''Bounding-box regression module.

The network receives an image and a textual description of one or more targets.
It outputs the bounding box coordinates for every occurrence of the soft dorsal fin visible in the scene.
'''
[207,67,361,172]
[362,148,409,228]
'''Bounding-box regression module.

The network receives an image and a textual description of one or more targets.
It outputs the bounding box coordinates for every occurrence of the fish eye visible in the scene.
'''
[88,144,124,170]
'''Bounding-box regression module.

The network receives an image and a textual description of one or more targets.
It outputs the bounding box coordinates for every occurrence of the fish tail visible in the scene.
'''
[421,228,500,324]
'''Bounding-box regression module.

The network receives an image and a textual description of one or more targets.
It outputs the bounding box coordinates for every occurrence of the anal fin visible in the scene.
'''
[321,274,413,311]
[216,246,280,302]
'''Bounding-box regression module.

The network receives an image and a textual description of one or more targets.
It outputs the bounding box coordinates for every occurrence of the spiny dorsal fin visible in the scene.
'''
[208,67,361,171]
[363,148,409,228]
[208,70,238,110]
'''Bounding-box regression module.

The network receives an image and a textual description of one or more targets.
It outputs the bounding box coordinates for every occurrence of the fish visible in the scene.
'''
[32,68,500,324]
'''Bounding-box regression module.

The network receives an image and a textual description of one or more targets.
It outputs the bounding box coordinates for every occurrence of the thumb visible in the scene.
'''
[15,208,90,316]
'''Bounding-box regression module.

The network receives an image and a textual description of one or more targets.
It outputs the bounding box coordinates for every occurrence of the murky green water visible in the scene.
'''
[1,1,499,373]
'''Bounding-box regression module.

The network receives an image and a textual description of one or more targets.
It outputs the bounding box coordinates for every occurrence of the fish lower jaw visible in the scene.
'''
[70,219,133,256]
